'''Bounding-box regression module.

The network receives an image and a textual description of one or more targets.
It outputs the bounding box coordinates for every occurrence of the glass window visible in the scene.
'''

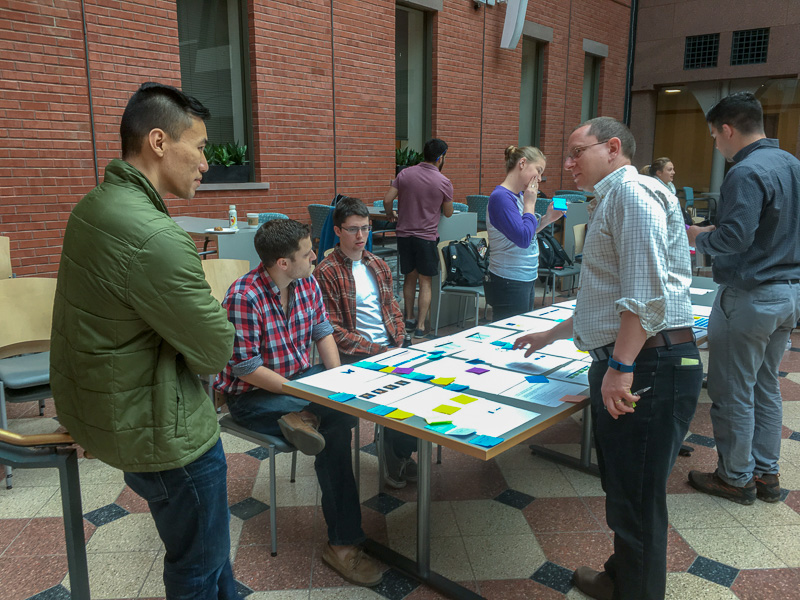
[395,6,431,153]
[581,55,601,123]
[756,78,800,156]
[731,28,770,66]
[176,0,251,157]
[519,37,544,147]
[684,33,719,70]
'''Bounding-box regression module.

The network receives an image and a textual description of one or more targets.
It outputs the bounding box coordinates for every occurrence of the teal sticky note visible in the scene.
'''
[444,383,469,392]
[426,354,443,361]
[471,435,504,448]
[408,372,434,381]
[490,340,506,347]
[552,197,568,211]
[446,427,476,436]
[525,375,549,383]
[353,361,384,371]
[328,392,355,402]
[367,405,394,416]
[425,423,455,434]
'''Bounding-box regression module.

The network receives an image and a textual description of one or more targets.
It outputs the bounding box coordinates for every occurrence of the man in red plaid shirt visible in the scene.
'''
[214,219,383,587]
[316,197,418,489]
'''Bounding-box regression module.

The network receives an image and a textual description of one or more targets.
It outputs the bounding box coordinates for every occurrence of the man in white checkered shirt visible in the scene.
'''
[514,117,703,600]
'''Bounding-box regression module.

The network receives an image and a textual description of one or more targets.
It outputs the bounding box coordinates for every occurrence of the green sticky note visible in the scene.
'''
[681,358,700,366]
[451,394,478,405]
[425,416,452,425]
[387,409,414,420]
[432,404,460,415]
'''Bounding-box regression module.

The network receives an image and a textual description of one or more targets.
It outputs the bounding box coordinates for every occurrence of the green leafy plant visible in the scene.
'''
[395,147,424,167]
[204,142,248,167]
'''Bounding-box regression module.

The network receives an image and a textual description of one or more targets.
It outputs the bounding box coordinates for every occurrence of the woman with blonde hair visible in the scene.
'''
[648,157,676,194]
[485,145,564,320]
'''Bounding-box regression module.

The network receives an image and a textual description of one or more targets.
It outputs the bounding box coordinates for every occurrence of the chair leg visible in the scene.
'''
[1,383,12,488]
[434,287,443,336]
[58,449,90,600]
[39,398,45,416]
[376,424,386,493]
[268,444,278,556]
[437,444,442,464]
[353,419,360,495]
[290,451,297,483]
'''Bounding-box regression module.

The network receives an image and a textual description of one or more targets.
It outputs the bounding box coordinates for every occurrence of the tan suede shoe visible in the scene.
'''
[322,544,384,587]
[277,412,325,456]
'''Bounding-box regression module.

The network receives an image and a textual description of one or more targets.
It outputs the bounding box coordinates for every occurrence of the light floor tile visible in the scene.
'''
[667,494,740,530]
[77,459,126,485]
[748,525,800,567]
[559,466,605,497]
[138,551,165,598]
[0,486,58,518]
[220,432,259,454]
[502,467,578,498]
[37,482,125,518]
[664,572,737,599]
[311,588,381,600]
[451,499,531,537]
[385,501,459,540]
[230,514,244,563]
[267,450,317,479]
[696,387,712,404]
[463,534,545,580]
[493,444,564,473]
[249,591,311,600]
[6,416,61,435]
[775,461,800,490]
[780,438,800,467]
[781,402,800,431]
[252,475,320,508]
[721,496,800,528]
[388,535,474,581]
[4,465,62,487]
[678,526,786,569]
[784,372,800,386]
[86,513,163,553]
[63,550,159,598]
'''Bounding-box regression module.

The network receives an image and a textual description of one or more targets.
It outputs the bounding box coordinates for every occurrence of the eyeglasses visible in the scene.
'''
[340,225,371,235]
[565,140,607,161]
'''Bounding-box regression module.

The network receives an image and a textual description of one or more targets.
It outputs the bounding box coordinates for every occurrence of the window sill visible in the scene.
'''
[198,182,270,192]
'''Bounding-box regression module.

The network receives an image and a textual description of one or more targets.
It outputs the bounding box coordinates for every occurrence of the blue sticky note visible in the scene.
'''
[428,350,446,355]
[353,361,384,371]
[367,405,394,416]
[465,358,485,364]
[408,372,434,381]
[444,383,469,392]
[328,392,355,402]
[552,197,568,211]
[426,354,443,361]
[447,427,476,436]
[490,340,506,347]
[426,423,455,434]
[471,435,504,448]
[525,375,549,383]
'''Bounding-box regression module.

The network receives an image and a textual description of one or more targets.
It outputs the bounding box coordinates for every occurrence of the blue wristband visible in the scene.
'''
[608,357,636,373]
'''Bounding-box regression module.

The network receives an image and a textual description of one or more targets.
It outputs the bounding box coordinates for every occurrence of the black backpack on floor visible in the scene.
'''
[537,229,572,270]
[443,235,489,287]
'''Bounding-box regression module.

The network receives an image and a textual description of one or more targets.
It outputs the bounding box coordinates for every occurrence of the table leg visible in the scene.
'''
[529,405,599,476]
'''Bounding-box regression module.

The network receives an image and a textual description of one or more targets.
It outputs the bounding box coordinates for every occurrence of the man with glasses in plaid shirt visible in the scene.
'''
[514,117,702,600]
[214,219,384,587]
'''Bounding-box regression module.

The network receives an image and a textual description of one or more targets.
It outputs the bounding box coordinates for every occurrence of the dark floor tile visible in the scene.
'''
[361,441,379,457]
[25,584,71,600]
[5,517,95,558]
[666,526,697,572]
[373,567,420,600]
[238,505,317,546]
[233,542,313,590]
[479,578,564,599]
[784,490,800,515]
[245,447,270,461]
[403,580,480,600]
[494,488,534,510]
[684,433,716,448]
[115,485,151,513]
[0,555,68,600]
[730,567,800,600]
[779,371,789,377]
[363,493,406,515]
[83,503,129,527]
[0,519,28,554]
[530,560,574,594]
[789,431,800,442]
[536,531,612,571]
[226,453,262,478]
[230,497,269,520]
[687,555,738,588]
[234,579,253,598]
[524,497,606,534]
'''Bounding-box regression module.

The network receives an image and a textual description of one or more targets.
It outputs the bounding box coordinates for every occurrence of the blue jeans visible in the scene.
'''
[708,282,800,486]
[590,342,702,600]
[484,271,536,322]
[123,438,238,600]
[226,365,364,546]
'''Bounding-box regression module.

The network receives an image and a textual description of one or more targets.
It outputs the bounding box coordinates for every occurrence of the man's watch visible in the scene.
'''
[607,357,636,373]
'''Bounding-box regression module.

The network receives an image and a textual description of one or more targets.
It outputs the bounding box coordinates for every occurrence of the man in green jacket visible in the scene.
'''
[50,82,237,599]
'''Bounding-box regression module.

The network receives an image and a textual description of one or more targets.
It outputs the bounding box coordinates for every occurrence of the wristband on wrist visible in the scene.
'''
[607,357,636,373]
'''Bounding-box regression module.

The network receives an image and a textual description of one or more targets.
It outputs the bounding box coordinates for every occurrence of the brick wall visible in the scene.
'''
[1,0,631,276]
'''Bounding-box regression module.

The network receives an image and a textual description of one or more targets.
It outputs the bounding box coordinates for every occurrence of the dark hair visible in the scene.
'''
[580,117,636,160]
[120,82,211,159]
[648,157,672,177]
[423,138,448,162]
[254,219,311,267]
[332,196,369,228]
[705,92,764,135]
[504,145,546,173]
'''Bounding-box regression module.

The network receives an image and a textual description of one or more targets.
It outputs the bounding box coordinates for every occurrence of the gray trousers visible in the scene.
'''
[707,281,800,486]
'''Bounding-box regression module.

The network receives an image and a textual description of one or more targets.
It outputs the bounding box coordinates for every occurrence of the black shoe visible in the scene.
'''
[688,470,756,505]
[404,319,416,343]
[755,473,781,503]
[572,566,613,600]
[679,444,695,457]
[413,328,428,339]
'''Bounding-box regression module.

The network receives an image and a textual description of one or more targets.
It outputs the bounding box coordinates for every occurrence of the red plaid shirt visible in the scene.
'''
[316,246,405,357]
[213,265,333,395]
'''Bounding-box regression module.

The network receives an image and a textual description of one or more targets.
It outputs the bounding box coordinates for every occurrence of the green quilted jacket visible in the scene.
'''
[50,159,235,472]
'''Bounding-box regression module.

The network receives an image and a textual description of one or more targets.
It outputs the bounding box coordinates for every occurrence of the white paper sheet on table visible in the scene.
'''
[546,361,591,386]
[490,316,558,333]
[524,306,575,322]
[453,344,570,375]
[502,377,587,407]
[415,356,530,394]
[411,336,465,356]
[449,325,519,345]
[692,305,712,317]
[533,338,591,361]
[370,347,432,368]
[298,365,388,394]
[352,378,432,406]
[689,287,713,295]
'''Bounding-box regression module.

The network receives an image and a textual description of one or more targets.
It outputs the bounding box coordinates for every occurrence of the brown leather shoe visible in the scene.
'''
[572,566,613,600]
[322,544,384,587]
[755,473,781,503]
[277,412,325,456]
[688,470,756,505]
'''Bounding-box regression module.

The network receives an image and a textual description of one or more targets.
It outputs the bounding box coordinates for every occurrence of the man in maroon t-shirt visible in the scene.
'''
[383,138,454,339]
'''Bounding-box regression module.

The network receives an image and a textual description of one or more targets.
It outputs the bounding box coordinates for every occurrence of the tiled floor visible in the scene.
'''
[4,292,800,600]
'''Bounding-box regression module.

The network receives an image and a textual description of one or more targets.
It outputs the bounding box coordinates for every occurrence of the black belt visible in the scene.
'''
[588,328,695,361]
[762,279,800,285]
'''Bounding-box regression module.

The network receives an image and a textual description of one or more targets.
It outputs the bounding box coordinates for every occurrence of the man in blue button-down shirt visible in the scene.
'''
[688,92,800,506]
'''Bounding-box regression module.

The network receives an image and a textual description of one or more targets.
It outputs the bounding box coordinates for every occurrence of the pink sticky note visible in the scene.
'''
[466,367,490,375]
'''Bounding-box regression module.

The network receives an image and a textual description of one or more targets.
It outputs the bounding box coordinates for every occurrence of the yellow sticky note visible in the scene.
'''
[681,358,700,366]
[387,409,414,420]
[432,404,460,415]
[379,366,395,373]
[451,394,478,405]
[430,377,456,386]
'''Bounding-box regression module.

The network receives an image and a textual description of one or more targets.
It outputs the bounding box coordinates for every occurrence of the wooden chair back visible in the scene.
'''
[202,259,250,303]
[0,277,57,359]
[0,236,11,279]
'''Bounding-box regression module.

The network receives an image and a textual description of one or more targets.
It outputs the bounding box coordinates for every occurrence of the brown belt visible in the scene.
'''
[640,327,695,350]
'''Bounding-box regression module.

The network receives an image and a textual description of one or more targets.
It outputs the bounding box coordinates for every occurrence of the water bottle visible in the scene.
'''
[228,205,238,229]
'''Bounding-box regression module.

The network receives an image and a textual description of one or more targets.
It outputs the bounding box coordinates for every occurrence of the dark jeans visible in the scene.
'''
[484,271,536,322]
[589,342,702,600]
[226,365,364,546]
[123,438,238,600]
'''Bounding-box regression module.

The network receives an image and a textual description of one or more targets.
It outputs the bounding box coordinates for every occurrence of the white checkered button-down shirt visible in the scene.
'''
[573,165,694,351]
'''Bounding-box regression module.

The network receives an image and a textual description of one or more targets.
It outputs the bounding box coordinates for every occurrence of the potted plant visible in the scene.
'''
[203,142,249,184]
[395,147,423,176]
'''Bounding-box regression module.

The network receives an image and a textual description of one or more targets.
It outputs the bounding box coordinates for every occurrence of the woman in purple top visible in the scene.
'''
[485,146,564,321]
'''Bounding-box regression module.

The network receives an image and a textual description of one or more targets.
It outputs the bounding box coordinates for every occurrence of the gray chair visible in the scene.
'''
[466,195,489,230]
[308,204,334,251]
[258,212,289,224]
